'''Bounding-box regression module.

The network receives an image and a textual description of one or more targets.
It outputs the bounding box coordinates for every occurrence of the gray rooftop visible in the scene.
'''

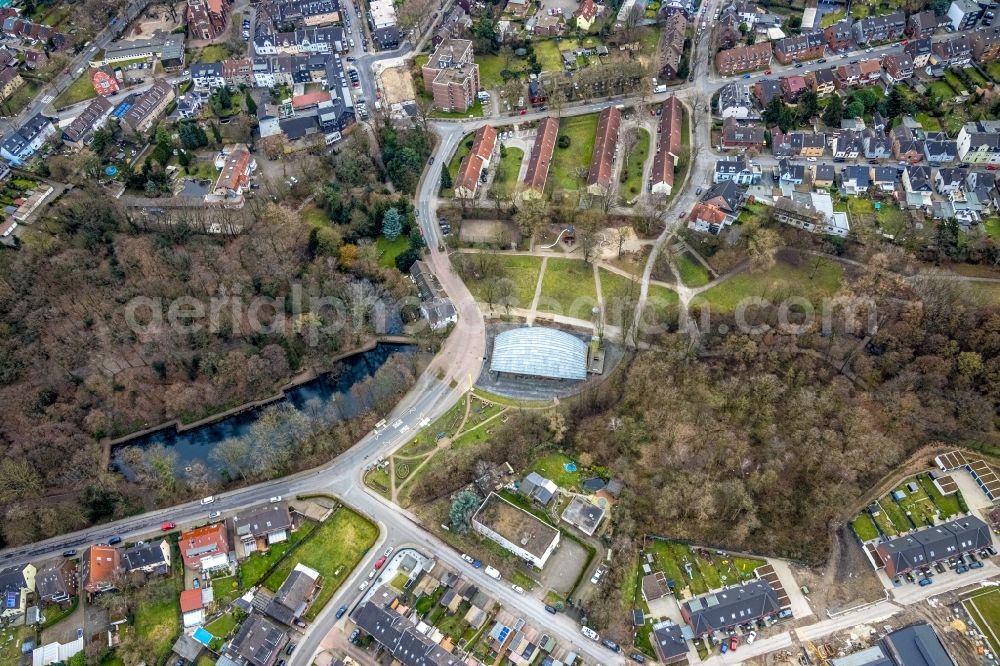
[490,328,588,381]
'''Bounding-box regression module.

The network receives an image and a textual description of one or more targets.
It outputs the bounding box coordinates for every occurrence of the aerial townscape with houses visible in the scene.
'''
[9,0,1000,663]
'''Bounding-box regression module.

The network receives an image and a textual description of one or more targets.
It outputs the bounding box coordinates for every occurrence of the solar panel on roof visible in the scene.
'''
[265,627,282,645]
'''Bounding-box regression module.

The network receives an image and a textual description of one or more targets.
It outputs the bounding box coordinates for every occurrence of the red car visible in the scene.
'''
[730,637,738,652]
[160,521,176,531]
[765,69,772,74]
[374,556,387,570]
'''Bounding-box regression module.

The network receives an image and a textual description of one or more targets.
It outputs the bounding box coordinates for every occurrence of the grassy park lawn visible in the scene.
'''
[983,217,1000,242]
[620,129,650,204]
[965,67,989,87]
[529,451,580,489]
[239,522,316,588]
[821,8,845,26]
[675,252,711,287]
[697,257,843,312]
[476,54,509,89]
[538,258,598,314]
[965,588,1000,653]
[599,267,640,303]
[495,147,524,191]
[195,44,230,63]
[205,611,239,650]
[460,253,543,309]
[301,206,329,227]
[550,114,599,192]
[852,514,880,542]
[134,579,183,663]
[263,508,378,620]
[53,73,97,108]
[377,235,409,268]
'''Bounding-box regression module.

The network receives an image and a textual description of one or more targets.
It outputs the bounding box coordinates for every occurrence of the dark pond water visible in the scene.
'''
[111,343,414,478]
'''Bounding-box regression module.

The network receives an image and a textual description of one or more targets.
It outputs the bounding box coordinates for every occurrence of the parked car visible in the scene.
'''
[919,578,932,586]
[200,496,215,505]
[270,496,282,503]
[209,511,221,520]
[383,546,394,557]
[359,580,370,591]
[63,549,77,558]
[581,626,600,641]
[742,73,751,79]
[511,585,525,594]
[336,606,348,619]
[161,521,176,531]
[630,653,646,663]
[349,629,361,644]
[601,639,621,652]
[544,605,558,614]
[461,553,474,564]
[730,636,739,651]
[374,556,386,570]
[367,570,376,580]
[746,631,757,644]
[286,643,296,655]
[957,565,969,574]
[108,536,122,545]
[720,641,729,654]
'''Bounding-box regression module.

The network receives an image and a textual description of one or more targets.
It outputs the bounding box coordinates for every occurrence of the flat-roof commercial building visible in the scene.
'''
[472,493,560,568]
[490,327,588,381]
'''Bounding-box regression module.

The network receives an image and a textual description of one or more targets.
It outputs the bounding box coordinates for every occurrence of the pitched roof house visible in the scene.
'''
[36,560,74,605]
[232,503,294,559]
[876,516,992,577]
[650,96,684,195]
[0,564,36,620]
[121,539,171,575]
[82,545,121,596]
[522,116,559,197]
[715,42,772,75]
[180,523,231,571]
[455,124,498,199]
[586,106,621,195]
[721,117,765,149]
[264,564,321,625]
[681,579,781,637]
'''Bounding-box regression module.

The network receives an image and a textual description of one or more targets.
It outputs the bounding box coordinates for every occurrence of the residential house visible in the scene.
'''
[853,11,906,44]
[0,564,36,620]
[841,165,870,195]
[687,202,731,234]
[472,493,561,568]
[774,31,825,64]
[753,78,782,107]
[717,82,753,118]
[700,180,746,223]
[778,158,805,185]
[188,0,228,40]
[905,38,933,67]
[352,589,459,666]
[23,48,46,70]
[876,516,992,577]
[651,96,684,195]
[714,157,761,184]
[180,523,231,572]
[967,170,998,208]
[575,0,600,30]
[223,614,289,666]
[882,53,913,82]
[936,166,966,194]
[835,62,862,87]
[232,502,294,559]
[176,92,203,119]
[35,561,74,606]
[908,10,940,38]
[121,80,175,133]
[522,116,558,197]
[586,105,621,196]
[212,144,257,205]
[651,622,689,665]
[421,39,480,113]
[957,120,1000,164]
[715,42,772,75]
[222,58,253,86]
[658,13,688,81]
[774,191,850,236]
[420,298,457,330]
[780,74,808,103]
[721,117,765,150]
[824,18,853,51]
[871,166,898,191]
[264,564,321,625]
[519,471,559,505]
[903,164,934,208]
[948,0,982,31]
[191,62,226,93]
[924,133,959,163]
[791,131,826,157]
[681,579,781,637]
[891,124,924,163]
[882,624,955,666]
[81,545,121,597]
[934,35,973,67]
[0,66,22,103]
[62,96,114,147]
[121,539,171,576]
[972,27,1000,62]
[180,587,214,628]
[455,124,497,199]
[813,163,835,188]
[831,131,862,160]
[863,129,891,159]
[858,59,882,84]
[0,113,55,165]
[807,67,836,96]
[530,13,563,37]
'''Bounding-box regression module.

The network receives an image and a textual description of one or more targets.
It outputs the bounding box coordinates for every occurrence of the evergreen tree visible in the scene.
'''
[382,207,402,241]
[440,168,453,190]
[822,95,844,126]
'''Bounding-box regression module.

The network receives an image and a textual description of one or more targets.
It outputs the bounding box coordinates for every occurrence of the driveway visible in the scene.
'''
[952,468,996,513]
[539,538,589,597]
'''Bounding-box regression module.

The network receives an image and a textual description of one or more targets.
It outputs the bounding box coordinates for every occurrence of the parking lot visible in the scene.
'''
[879,547,1000,603]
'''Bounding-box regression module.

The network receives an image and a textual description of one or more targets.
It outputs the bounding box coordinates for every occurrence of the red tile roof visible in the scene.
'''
[587,106,621,189]
[291,91,332,109]
[689,203,727,226]
[180,588,204,613]
[455,153,485,195]
[470,124,497,162]
[523,117,559,191]
[215,147,253,194]
[576,0,598,21]
[179,523,230,569]
[651,96,684,190]
[91,67,119,96]
[83,545,121,593]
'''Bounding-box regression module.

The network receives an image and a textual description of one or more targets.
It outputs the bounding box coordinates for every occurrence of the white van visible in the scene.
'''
[484,565,501,580]
[200,496,215,505]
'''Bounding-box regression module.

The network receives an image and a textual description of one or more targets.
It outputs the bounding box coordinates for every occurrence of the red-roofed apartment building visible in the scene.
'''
[81,545,121,598]
[188,0,229,40]
[454,124,498,199]
[586,106,621,196]
[650,96,683,195]
[91,66,119,96]
[180,523,231,571]
[522,116,559,199]
[211,144,256,205]
[575,0,600,30]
